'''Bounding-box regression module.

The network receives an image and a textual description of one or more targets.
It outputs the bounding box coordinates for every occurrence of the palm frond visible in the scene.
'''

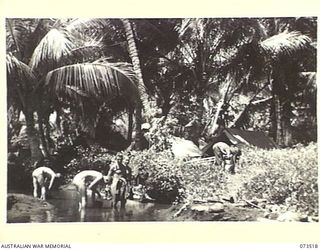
[45,60,139,102]
[6,53,36,83]
[260,31,312,57]
[6,19,26,55]
[29,28,74,70]
[70,36,104,62]
[65,18,110,33]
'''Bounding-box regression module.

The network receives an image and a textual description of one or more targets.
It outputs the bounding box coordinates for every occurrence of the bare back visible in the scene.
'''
[72,170,103,186]
[32,167,55,182]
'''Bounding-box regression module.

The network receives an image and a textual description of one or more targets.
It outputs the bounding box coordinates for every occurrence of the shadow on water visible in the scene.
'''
[9,189,174,223]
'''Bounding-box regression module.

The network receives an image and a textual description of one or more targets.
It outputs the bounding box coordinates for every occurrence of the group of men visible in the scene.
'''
[31,141,241,208]
[32,154,146,209]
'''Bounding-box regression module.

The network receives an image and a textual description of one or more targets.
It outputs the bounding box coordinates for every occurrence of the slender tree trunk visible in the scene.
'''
[281,101,293,146]
[122,18,150,116]
[127,107,133,142]
[208,79,232,135]
[269,90,277,142]
[274,94,282,146]
[122,18,149,149]
[134,102,143,150]
[24,109,43,164]
[45,120,54,153]
[38,115,49,158]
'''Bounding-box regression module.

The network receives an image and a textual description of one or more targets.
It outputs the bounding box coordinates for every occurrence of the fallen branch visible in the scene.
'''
[184,156,215,165]
[243,199,266,210]
[173,201,191,217]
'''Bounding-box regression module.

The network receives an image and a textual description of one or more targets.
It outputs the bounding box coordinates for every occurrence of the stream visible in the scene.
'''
[8,189,174,223]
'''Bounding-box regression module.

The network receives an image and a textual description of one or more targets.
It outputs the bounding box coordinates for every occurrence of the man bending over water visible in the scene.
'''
[32,167,61,200]
[72,170,107,209]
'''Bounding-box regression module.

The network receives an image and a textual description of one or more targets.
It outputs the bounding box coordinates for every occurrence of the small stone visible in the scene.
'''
[191,204,209,212]
[257,217,276,222]
[277,211,301,222]
[208,203,224,213]
[263,212,270,218]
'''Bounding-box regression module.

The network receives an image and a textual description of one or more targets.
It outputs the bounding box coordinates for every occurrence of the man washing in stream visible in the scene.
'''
[32,166,61,201]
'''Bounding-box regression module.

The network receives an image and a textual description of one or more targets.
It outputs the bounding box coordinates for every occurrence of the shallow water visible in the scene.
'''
[9,190,173,223]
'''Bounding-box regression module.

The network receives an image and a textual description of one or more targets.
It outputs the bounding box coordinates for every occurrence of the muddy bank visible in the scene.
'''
[160,202,265,221]
[7,193,56,223]
[8,193,313,222]
[8,193,264,222]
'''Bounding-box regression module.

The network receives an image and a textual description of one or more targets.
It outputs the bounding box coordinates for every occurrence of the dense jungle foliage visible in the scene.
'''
[6,17,317,219]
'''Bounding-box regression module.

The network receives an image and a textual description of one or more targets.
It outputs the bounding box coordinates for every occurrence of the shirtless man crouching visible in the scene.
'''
[32,166,61,200]
[72,170,107,210]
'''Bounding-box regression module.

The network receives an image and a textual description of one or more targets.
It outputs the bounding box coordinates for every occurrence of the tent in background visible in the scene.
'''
[201,128,277,156]
[170,137,202,159]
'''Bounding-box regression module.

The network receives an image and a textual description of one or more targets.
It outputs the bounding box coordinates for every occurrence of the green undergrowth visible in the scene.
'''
[181,142,318,217]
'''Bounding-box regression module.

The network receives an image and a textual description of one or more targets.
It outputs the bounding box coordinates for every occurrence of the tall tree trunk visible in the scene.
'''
[24,108,43,165]
[122,18,149,149]
[269,89,277,142]
[134,102,143,150]
[281,101,293,147]
[38,115,49,158]
[274,94,282,146]
[122,18,150,116]
[127,107,133,142]
[207,79,232,135]
[45,120,55,153]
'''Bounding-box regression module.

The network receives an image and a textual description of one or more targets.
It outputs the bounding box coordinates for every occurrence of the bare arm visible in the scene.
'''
[47,168,57,190]
[48,176,55,190]
[106,165,115,183]
[88,175,103,190]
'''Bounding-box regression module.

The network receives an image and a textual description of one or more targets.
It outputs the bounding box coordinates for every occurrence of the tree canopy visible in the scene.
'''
[7,17,317,163]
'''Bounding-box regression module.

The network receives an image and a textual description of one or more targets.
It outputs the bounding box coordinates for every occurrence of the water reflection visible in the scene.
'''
[45,190,172,222]
[8,189,173,223]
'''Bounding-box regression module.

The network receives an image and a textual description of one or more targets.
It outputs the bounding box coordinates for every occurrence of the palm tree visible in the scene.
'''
[230,18,315,146]
[258,20,315,146]
[121,19,148,150]
[6,18,139,163]
[171,17,315,147]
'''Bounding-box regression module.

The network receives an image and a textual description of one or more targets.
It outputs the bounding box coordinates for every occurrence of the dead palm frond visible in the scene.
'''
[260,31,312,58]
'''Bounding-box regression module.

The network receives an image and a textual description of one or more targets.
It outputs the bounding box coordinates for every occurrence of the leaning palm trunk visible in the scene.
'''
[122,19,149,150]
[122,19,150,116]
[208,79,232,135]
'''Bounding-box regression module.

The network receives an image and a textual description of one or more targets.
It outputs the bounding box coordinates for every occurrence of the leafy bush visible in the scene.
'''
[180,159,229,201]
[178,143,318,217]
[234,143,318,217]
[62,144,114,183]
[60,143,185,204]
[129,149,185,203]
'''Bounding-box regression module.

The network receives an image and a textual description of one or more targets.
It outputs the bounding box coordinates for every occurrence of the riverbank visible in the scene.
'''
[7,193,56,223]
[7,193,265,222]
[8,192,317,222]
